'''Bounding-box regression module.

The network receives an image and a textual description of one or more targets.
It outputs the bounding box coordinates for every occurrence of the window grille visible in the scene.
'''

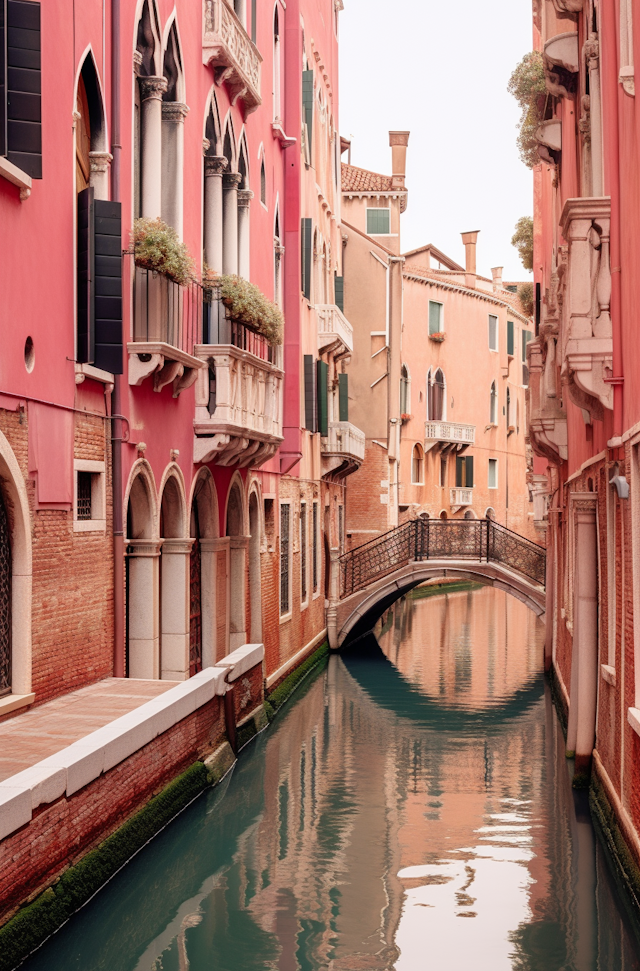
[312,502,318,591]
[300,504,307,601]
[77,472,92,521]
[280,503,290,614]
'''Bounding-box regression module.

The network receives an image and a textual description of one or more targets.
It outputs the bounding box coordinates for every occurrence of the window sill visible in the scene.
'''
[0,692,35,716]
[628,707,640,737]
[601,664,617,687]
[75,363,115,390]
[73,519,107,533]
[279,611,293,625]
[0,157,32,200]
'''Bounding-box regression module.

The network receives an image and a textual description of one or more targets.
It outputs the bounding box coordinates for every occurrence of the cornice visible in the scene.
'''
[402,272,532,325]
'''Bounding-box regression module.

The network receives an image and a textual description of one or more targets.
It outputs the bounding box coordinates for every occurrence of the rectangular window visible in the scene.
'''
[280,503,291,615]
[334,274,344,312]
[302,69,314,156]
[2,0,42,179]
[74,460,106,532]
[301,217,312,300]
[488,314,498,351]
[507,320,515,357]
[488,458,498,489]
[366,208,390,235]
[300,503,307,603]
[456,455,474,488]
[338,372,349,421]
[76,472,92,520]
[428,301,443,335]
[312,501,318,592]
[316,359,329,436]
[440,456,447,488]
[521,329,532,362]
[338,505,344,553]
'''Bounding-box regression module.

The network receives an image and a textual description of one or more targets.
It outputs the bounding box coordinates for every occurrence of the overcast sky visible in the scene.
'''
[339,0,533,280]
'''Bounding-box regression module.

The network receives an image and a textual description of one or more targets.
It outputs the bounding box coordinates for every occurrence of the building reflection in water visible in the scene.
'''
[24,585,640,971]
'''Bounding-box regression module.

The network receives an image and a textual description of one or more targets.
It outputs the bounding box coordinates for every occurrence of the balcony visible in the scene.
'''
[203,0,262,115]
[321,421,365,480]
[129,265,205,396]
[543,32,579,98]
[535,119,562,165]
[450,488,473,512]
[193,293,283,469]
[316,304,354,355]
[424,421,475,454]
[527,336,568,464]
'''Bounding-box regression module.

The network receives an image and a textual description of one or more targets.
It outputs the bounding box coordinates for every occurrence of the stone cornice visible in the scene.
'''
[403,272,532,325]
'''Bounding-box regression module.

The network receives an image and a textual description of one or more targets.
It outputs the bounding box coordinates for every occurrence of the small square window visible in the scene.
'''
[74,461,106,532]
[76,472,92,520]
[366,208,390,235]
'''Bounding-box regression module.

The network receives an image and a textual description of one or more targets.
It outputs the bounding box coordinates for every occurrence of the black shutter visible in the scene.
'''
[535,281,541,335]
[456,455,463,488]
[94,199,123,374]
[316,359,328,436]
[6,0,41,178]
[466,456,474,487]
[304,354,317,432]
[77,187,95,365]
[301,217,312,300]
[507,320,514,357]
[338,373,348,421]
[334,274,344,312]
[0,0,7,158]
[302,69,313,155]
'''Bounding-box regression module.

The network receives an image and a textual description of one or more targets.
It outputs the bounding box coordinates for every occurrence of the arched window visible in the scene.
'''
[203,94,224,276]
[134,0,162,219]
[490,381,498,424]
[260,156,266,205]
[411,444,424,484]
[221,120,240,276]
[237,137,251,279]
[429,368,445,421]
[273,7,281,122]
[485,507,496,522]
[75,56,108,198]
[400,365,410,415]
[161,21,186,236]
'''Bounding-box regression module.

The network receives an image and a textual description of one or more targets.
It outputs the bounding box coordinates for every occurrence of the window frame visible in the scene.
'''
[488,314,499,352]
[366,207,391,236]
[73,460,106,532]
[488,458,498,490]
[279,501,292,618]
[428,300,444,336]
[300,500,308,608]
[490,381,498,425]
[411,444,424,485]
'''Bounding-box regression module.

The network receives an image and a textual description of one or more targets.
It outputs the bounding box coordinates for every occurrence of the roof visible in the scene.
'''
[403,243,464,272]
[341,162,394,193]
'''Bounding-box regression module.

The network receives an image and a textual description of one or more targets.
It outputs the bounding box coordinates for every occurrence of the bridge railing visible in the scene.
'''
[339,519,546,598]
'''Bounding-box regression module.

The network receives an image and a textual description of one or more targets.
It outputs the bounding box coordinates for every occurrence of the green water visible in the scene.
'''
[24,587,640,970]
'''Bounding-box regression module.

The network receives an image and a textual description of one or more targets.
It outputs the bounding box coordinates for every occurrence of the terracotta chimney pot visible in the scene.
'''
[461,230,480,289]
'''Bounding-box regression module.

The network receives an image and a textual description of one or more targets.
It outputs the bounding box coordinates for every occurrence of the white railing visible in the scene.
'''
[203,0,262,112]
[450,488,473,508]
[425,421,475,446]
[323,421,366,462]
[317,305,354,353]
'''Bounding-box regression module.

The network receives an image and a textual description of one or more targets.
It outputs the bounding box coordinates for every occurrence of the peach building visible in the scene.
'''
[340,135,537,547]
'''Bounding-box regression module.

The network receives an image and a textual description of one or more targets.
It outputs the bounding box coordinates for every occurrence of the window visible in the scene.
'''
[77,473,92,520]
[507,320,515,357]
[507,387,512,429]
[620,0,635,94]
[334,273,344,312]
[485,506,496,521]
[273,8,281,122]
[317,360,329,436]
[260,158,266,205]
[301,217,312,299]
[429,301,443,335]
[522,329,532,363]
[274,209,283,307]
[264,497,275,549]
[490,381,498,424]
[300,503,307,603]
[280,503,291,614]
[304,355,317,432]
[302,68,314,159]
[400,365,410,415]
[456,455,474,488]
[412,444,424,484]
[489,314,498,351]
[488,458,498,489]
[338,505,344,553]
[312,501,319,592]
[440,456,447,488]
[428,368,445,421]
[367,208,390,235]
[74,461,106,532]
[0,0,42,179]
[338,373,349,421]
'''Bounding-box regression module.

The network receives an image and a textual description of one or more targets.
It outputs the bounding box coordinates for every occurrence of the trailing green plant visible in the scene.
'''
[508,52,547,168]
[511,216,534,272]
[203,268,284,346]
[132,217,196,286]
[517,281,534,318]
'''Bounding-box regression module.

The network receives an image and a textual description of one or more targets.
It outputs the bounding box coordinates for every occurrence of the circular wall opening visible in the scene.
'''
[24,337,34,373]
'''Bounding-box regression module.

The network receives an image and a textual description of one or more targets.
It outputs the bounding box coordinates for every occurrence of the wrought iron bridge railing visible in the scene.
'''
[339,518,546,599]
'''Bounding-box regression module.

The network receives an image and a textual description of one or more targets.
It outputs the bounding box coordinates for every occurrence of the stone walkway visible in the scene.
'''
[0,679,177,782]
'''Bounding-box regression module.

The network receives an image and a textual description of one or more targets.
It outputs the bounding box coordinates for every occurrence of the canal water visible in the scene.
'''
[25,585,640,970]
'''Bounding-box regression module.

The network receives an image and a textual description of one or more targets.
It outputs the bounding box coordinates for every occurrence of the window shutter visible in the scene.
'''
[429,301,441,335]
[301,217,312,299]
[466,455,474,487]
[6,0,41,178]
[338,373,348,421]
[507,320,514,357]
[77,187,95,365]
[316,359,328,436]
[302,69,313,154]
[489,315,497,350]
[94,199,123,373]
[456,455,463,488]
[251,0,256,42]
[0,0,6,158]
[334,274,344,312]
[304,354,317,432]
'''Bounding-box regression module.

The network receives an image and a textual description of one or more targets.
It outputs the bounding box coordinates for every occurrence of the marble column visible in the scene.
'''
[127,539,161,679]
[139,76,167,219]
[229,535,249,651]
[160,537,193,681]
[204,155,228,274]
[161,102,189,237]
[222,172,242,276]
[89,151,113,201]
[237,189,254,280]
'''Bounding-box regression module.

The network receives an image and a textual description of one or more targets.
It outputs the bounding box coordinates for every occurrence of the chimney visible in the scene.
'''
[461,231,480,289]
[389,131,410,189]
[491,266,503,291]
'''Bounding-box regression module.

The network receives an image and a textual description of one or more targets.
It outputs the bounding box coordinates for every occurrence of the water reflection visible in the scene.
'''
[25,586,640,971]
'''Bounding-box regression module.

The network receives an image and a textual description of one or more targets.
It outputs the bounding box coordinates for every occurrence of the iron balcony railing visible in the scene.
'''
[203,288,276,364]
[339,518,546,598]
[131,260,203,355]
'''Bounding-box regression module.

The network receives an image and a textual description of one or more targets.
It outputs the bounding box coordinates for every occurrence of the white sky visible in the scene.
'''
[338,0,534,281]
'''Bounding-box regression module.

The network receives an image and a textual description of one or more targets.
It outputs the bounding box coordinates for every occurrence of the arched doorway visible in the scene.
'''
[227,482,247,650]
[159,474,189,681]
[126,471,158,679]
[0,490,11,697]
[249,490,262,643]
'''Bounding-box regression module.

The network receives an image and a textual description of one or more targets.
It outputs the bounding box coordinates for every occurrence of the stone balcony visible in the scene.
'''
[316,305,354,355]
[203,0,262,114]
[321,421,365,480]
[424,420,475,454]
[450,488,473,512]
[527,337,568,464]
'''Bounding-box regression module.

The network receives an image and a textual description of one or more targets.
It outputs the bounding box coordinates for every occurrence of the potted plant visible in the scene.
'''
[508,51,547,169]
[429,331,446,343]
[203,268,284,346]
[131,218,195,286]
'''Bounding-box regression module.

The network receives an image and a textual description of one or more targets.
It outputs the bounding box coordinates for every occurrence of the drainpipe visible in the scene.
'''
[111,0,125,678]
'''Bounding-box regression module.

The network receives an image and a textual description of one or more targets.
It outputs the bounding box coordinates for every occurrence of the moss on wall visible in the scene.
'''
[264,641,329,722]
[590,770,640,924]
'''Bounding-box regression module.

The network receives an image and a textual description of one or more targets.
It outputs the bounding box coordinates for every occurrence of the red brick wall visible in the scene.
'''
[345,443,389,549]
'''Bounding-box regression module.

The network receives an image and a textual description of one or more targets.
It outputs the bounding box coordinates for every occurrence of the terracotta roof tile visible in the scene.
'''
[341,162,393,193]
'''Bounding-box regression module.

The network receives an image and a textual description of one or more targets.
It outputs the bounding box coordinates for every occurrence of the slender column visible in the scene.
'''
[139,76,167,219]
[204,156,228,274]
[199,538,227,667]
[229,534,249,651]
[127,540,161,679]
[222,172,242,276]
[585,35,603,196]
[237,189,254,280]
[161,102,189,237]
[89,151,113,201]
[160,537,192,681]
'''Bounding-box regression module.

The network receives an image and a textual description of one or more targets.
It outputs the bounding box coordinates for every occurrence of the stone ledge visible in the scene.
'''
[601,664,617,687]
[0,693,35,717]
[214,643,265,683]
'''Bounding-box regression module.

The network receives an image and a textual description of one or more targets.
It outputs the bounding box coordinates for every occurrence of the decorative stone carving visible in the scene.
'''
[139,76,168,102]
[527,336,568,463]
[204,155,228,177]
[551,0,583,14]
[161,102,189,124]
[544,32,579,98]
[127,343,205,397]
[203,0,262,114]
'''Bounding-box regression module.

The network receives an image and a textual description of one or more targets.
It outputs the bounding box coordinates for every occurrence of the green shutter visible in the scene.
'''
[304,355,316,432]
[301,218,312,299]
[302,69,314,155]
[507,320,514,357]
[334,274,344,312]
[366,208,390,235]
[316,359,328,436]
[338,373,349,421]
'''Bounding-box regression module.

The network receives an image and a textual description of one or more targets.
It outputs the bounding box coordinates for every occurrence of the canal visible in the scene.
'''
[25,585,640,970]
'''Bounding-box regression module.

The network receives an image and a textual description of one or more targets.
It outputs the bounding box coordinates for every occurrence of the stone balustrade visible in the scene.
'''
[321,421,365,480]
[450,488,473,511]
[316,304,354,354]
[203,0,262,114]
[424,420,475,453]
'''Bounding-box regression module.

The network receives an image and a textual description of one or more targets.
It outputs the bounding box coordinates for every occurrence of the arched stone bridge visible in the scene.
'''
[328,519,546,649]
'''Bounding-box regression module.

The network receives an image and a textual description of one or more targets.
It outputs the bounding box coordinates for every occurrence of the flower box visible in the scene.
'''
[429,332,446,343]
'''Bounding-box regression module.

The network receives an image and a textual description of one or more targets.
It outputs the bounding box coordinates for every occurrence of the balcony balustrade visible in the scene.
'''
[316,304,354,354]
[450,488,473,512]
[527,336,568,464]
[193,290,283,468]
[321,421,366,480]
[424,420,475,454]
[203,0,262,114]
[128,263,205,396]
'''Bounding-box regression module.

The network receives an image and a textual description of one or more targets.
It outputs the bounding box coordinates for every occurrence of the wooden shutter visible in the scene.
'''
[77,187,95,365]
[6,0,41,178]
[302,69,313,154]
[338,373,348,421]
[334,274,344,312]
[316,359,328,436]
[0,0,6,158]
[456,455,463,488]
[429,301,441,335]
[465,455,474,487]
[507,320,514,357]
[304,354,317,432]
[301,217,312,299]
[94,199,123,374]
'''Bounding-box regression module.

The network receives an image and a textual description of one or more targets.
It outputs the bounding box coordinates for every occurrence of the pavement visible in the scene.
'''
[0,679,177,782]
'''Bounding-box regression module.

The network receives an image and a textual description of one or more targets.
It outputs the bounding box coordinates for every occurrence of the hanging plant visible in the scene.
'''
[131,218,196,287]
[517,282,534,318]
[508,52,547,169]
[203,268,284,346]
